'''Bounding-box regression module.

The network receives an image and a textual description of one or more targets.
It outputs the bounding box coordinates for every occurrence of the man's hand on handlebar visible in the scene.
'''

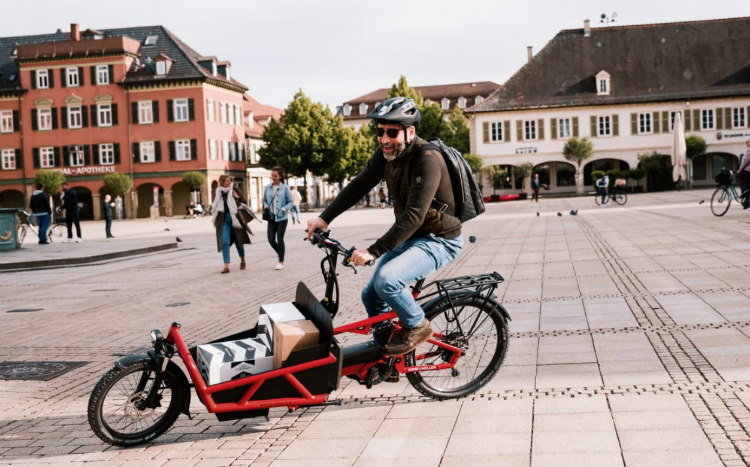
[350,249,375,267]
[306,217,328,241]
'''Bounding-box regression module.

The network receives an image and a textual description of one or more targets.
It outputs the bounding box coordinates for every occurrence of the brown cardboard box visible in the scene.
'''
[273,320,320,369]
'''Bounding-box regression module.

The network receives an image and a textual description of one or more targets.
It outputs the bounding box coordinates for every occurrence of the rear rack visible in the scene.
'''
[418,272,504,302]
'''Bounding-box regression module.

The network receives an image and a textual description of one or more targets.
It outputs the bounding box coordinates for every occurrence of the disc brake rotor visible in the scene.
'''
[123,391,155,421]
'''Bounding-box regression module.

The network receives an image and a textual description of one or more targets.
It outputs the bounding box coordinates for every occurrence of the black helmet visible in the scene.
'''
[367,97,421,127]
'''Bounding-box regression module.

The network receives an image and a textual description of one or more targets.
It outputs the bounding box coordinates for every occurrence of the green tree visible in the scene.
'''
[463,153,483,176]
[103,173,132,197]
[685,135,707,160]
[563,137,594,195]
[637,151,664,193]
[489,166,510,193]
[33,169,66,195]
[441,106,470,155]
[513,162,534,193]
[326,124,373,184]
[181,171,206,191]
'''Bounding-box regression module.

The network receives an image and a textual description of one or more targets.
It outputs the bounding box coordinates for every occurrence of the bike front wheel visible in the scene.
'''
[48,223,66,242]
[88,359,186,447]
[15,224,27,247]
[710,187,731,216]
[612,190,628,205]
[406,296,508,400]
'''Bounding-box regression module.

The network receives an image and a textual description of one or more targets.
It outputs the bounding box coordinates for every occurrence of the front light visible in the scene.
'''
[150,329,163,343]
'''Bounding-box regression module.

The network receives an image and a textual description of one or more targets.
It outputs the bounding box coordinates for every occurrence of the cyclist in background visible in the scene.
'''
[596,174,610,206]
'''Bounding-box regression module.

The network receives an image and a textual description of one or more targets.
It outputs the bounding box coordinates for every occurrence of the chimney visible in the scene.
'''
[71,23,80,41]
[583,19,591,37]
[527,46,533,62]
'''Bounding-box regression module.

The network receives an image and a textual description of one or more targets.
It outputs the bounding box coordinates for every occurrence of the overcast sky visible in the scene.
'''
[4,0,748,111]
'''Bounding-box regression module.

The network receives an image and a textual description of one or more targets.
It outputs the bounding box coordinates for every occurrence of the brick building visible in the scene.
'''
[0,23,253,219]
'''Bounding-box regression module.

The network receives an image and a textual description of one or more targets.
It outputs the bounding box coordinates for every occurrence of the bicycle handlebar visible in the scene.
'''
[308,229,375,267]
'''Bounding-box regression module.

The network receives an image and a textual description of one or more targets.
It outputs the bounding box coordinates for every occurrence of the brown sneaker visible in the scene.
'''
[384,318,433,356]
[240,258,246,270]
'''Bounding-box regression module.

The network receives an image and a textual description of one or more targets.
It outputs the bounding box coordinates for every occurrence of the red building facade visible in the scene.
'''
[0,24,249,219]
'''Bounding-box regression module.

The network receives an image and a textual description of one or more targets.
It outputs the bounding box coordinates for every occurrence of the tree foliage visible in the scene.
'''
[182,171,206,190]
[33,170,66,194]
[102,173,132,197]
[463,153,483,176]
[513,162,534,179]
[441,106,470,155]
[562,137,594,169]
[685,134,707,160]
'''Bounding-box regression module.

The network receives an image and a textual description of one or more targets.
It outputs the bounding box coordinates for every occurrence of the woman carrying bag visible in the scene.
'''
[263,166,294,270]
[212,175,251,274]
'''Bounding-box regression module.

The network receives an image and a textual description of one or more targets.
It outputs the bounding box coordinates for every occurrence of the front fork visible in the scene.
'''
[135,348,171,410]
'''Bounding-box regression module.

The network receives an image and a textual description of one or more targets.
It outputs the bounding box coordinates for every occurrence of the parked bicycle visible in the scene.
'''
[15,209,66,246]
[711,168,746,216]
[594,187,628,206]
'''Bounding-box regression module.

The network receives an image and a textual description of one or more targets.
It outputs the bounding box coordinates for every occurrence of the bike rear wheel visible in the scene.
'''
[48,223,65,242]
[406,296,508,400]
[88,359,186,447]
[710,187,731,216]
[612,190,627,205]
[15,224,27,247]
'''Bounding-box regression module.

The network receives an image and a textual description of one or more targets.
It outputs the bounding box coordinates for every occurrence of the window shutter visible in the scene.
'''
[168,141,176,161]
[504,121,511,142]
[108,65,114,84]
[550,119,557,140]
[590,116,597,137]
[48,69,54,88]
[12,110,19,132]
[14,149,22,169]
[167,100,173,122]
[693,109,700,129]
[723,107,731,129]
[154,141,162,162]
[60,68,67,88]
[92,144,100,164]
[190,139,197,160]
[572,117,579,137]
[31,109,38,130]
[33,148,40,168]
[661,111,668,133]
[91,105,98,127]
[537,119,544,140]
[114,143,121,164]
[81,106,88,127]
[131,102,139,124]
[612,114,619,136]
[716,108,724,130]
[112,103,118,126]
[516,120,522,142]
[653,112,660,133]
[482,122,489,143]
[90,66,96,85]
[188,98,195,121]
[78,67,84,85]
[83,145,90,165]
[62,146,69,166]
[685,110,692,130]
[630,113,637,135]
[51,108,58,129]
[152,101,159,123]
[61,108,68,129]
[54,147,61,167]
[31,70,37,89]
[132,142,140,160]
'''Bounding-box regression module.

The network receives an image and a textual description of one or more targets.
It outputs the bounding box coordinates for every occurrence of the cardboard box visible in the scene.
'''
[196,337,273,386]
[258,302,305,343]
[273,320,320,369]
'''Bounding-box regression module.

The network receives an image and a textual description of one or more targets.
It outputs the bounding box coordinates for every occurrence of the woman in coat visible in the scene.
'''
[212,175,251,274]
[263,166,294,270]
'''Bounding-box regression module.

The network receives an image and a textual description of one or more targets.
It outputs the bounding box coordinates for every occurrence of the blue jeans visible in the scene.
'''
[598,187,608,204]
[36,213,50,243]
[361,235,463,328]
[222,214,244,263]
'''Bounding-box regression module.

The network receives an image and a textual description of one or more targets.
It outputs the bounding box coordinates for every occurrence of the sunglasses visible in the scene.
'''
[376,127,402,138]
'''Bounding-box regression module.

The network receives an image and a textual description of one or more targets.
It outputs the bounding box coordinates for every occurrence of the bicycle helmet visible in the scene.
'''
[367,97,421,127]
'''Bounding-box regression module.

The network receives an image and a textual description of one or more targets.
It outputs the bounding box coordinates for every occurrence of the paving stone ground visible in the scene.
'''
[0,188,748,467]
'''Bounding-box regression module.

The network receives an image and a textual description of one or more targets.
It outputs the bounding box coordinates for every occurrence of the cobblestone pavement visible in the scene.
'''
[0,189,748,467]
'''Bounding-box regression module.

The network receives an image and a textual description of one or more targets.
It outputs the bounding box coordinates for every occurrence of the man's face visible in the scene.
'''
[377,124,413,160]
[61,185,67,193]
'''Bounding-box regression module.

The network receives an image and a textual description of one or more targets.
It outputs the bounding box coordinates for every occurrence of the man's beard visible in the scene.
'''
[380,140,406,161]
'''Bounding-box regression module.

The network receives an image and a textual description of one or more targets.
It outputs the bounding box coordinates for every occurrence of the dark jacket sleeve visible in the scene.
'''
[367,150,443,258]
[319,150,385,224]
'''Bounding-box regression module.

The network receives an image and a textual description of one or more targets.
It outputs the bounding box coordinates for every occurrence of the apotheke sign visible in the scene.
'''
[54,166,116,176]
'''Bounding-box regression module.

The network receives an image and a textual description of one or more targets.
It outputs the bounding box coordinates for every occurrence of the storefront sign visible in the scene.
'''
[515,147,538,154]
[54,166,116,176]
[716,131,750,140]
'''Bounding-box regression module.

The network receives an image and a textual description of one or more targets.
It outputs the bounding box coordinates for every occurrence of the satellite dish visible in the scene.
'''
[612,12,618,19]
[601,13,606,20]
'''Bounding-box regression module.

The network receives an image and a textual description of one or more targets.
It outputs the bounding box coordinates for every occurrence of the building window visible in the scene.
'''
[599,79,608,94]
[38,108,52,130]
[490,122,503,142]
[98,104,112,127]
[174,99,189,122]
[207,99,215,122]
[68,145,84,167]
[458,97,467,109]
[176,139,191,161]
[1,149,15,170]
[670,111,682,131]
[140,141,155,163]
[441,98,450,110]
[227,104,235,125]
[732,107,746,129]
[222,141,230,161]
[36,69,49,89]
[66,68,79,87]
[40,147,54,168]
[138,101,153,124]
[68,106,82,129]
[638,113,652,134]
[475,96,484,105]
[144,35,158,46]
[524,120,537,140]
[96,65,109,85]
[558,118,571,139]
[343,104,351,117]
[235,105,242,126]
[249,144,258,164]
[598,115,612,136]
[359,103,368,115]
[209,139,217,160]
[701,109,715,130]
[0,111,12,133]
[99,143,114,165]
[156,61,166,75]
[596,71,611,96]
[220,102,227,124]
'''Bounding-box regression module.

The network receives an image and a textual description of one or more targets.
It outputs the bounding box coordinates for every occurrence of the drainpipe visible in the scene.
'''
[126,87,135,219]
[17,93,28,207]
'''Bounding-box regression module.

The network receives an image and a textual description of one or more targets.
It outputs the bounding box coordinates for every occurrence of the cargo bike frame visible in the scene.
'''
[88,230,510,447]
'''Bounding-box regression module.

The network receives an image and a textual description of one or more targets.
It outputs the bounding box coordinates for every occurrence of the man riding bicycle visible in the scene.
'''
[306,97,463,356]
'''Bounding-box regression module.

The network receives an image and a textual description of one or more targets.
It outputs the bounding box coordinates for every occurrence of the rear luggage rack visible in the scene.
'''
[418,272,504,302]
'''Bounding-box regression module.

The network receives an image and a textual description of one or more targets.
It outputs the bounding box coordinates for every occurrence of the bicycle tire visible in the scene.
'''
[48,223,65,242]
[594,193,603,206]
[88,359,186,447]
[405,296,508,400]
[710,187,731,216]
[16,224,27,247]
[613,190,627,205]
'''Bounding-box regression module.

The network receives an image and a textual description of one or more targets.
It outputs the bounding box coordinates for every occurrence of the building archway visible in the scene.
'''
[136,183,165,218]
[0,189,24,208]
[70,186,94,220]
[583,159,630,186]
[636,153,673,192]
[692,152,739,185]
[171,181,191,217]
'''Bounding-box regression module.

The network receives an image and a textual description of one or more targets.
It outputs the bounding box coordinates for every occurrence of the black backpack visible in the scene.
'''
[420,138,485,223]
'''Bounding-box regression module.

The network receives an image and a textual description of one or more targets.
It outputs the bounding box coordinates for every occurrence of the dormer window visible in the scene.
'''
[225,67,231,80]
[596,70,611,96]
[441,98,450,110]
[156,61,166,75]
[343,104,351,117]
[154,53,173,76]
[359,103,367,115]
[475,96,484,105]
[212,63,217,76]
[458,97,467,109]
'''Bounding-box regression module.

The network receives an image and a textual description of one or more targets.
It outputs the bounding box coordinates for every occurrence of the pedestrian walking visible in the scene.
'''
[263,167,294,270]
[211,175,250,274]
[738,137,750,209]
[531,173,541,202]
[60,182,82,242]
[290,185,302,224]
[103,194,115,238]
[378,187,387,209]
[30,183,51,244]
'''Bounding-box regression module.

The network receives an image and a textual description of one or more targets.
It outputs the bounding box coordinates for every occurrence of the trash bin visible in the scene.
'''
[0,208,20,251]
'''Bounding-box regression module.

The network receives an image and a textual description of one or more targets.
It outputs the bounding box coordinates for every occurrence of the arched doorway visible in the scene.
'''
[692,152,739,185]
[533,163,551,187]
[171,181,191,218]
[0,189,24,208]
[556,162,576,188]
[637,154,673,192]
[71,186,93,220]
[584,159,629,186]
[136,183,165,218]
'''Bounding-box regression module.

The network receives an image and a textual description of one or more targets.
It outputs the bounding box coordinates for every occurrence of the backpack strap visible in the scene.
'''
[417,143,450,214]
